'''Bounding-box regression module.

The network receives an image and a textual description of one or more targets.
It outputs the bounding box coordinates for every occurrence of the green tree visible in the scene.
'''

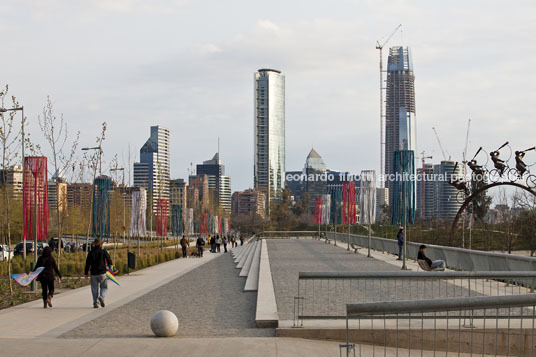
[269,189,297,230]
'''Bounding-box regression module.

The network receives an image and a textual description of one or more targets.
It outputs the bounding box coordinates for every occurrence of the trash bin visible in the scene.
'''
[128,252,136,269]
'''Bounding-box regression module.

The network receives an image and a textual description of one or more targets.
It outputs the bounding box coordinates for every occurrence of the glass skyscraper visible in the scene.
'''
[133,125,170,210]
[384,46,416,207]
[254,68,285,207]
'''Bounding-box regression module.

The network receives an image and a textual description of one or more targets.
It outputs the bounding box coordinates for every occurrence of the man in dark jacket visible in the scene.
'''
[396,227,404,260]
[84,238,113,308]
[196,236,205,257]
[180,235,189,258]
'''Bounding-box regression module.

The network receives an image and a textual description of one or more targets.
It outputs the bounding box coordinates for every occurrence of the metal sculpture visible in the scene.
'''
[171,204,182,236]
[23,157,49,244]
[130,188,146,237]
[448,140,536,245]
[330,188,342,225]
[321,194,331,225]
[314,198,323,225]
[359,170,377,225]
[391,150,415,225]
[200,213,209,235]
[342,182,356,225]
[91,176,111,238]
[155,199,168,237]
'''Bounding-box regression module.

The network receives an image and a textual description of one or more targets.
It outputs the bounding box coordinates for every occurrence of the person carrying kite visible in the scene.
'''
[84,238,113,308]
[34,246,62,309]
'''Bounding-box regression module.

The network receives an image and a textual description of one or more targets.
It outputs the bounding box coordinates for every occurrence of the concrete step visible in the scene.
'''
[233,244,247,262]
[239,241,258,277]
[236,242,254,268]
[244,241,262,291]
[255,239,279,327]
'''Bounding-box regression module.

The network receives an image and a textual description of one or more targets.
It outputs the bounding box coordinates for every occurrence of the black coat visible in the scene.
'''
[34,255,61,282]
[84,246,113,275]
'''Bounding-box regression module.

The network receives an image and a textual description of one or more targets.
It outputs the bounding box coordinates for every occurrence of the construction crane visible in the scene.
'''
[432,127,450,161]
[419,151,433,220]
[376,24,402,187]
[462,119,471,164]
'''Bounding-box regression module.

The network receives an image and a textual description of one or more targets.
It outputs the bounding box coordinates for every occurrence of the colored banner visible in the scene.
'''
[23,157,49,241]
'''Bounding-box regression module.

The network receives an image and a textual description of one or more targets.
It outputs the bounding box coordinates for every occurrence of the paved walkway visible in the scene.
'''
[62,252,274,338]
[0,251,218,339]
[267,239,478,322]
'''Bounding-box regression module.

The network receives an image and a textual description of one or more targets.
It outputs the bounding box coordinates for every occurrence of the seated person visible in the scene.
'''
[417,245,445,270]
[515,151,527,176]
[490,151,506,175]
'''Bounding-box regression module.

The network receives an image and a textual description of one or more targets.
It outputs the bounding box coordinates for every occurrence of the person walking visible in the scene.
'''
[34,246,61,308]
[215,235,221,253]
[196,236,205,257]
[84,238,113,308]
[397,227,404,261]
[222,236,228,253]
[180,235,189,258]
[208,237,216,253]
[240,235,244,246]
[231,235,236,248]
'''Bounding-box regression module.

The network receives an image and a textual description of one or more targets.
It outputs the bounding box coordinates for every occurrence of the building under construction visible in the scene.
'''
[384,46,416,207]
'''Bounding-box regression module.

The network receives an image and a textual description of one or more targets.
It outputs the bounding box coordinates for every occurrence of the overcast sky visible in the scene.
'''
[1,0,535,192]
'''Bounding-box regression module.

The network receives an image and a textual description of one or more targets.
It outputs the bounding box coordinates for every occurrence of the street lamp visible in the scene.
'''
[81,145,103,252]
[0,107,25,259]
[81,146,103,176]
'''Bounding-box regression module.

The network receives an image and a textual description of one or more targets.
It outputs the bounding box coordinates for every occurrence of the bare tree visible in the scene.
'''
[84,122,107,252]
[0,85,22,302]
[38,96,80,266]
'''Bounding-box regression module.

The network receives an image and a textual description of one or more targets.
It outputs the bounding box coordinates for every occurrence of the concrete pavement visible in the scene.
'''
[0,252,218,339]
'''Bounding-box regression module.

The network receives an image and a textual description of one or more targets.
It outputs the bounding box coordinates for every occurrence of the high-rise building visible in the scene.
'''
[170,179,187,208]
[67,183,92,209]
[48,176,67,214]
[231,189,266,219]
[433,161,462,221]
[188,174,209,211]
[0,165,23,198]
[219,175,231,213]
[196,152,231,213]
[133,125,170,210]
[375,187,389,221]
[303,148,327,212]
[416,163,435,220]
[384,46,416,207]
[254,68,285,208]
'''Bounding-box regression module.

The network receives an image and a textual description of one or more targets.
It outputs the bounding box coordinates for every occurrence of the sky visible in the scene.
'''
[1,0,535,193]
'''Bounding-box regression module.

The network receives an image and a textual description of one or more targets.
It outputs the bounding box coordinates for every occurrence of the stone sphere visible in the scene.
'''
[150,310,179,337]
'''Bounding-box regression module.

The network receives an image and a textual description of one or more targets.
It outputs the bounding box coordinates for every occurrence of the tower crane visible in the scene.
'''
[376,24,402,187]
[432,127,450,161]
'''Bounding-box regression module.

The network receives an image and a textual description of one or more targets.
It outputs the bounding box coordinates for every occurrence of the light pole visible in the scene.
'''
[81,146,103,252]
[0,107,24,259]
[82,146,103,176]
[110,167,126,246]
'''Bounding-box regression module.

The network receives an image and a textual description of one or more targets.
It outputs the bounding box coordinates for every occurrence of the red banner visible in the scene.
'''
[200,213,209,234]
[314,197,323,225]
[342,181,356,225]
[23,157,48,241]
[155,199,168,237]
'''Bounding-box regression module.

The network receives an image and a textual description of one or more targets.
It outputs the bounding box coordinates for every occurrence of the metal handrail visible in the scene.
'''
[252,231,320,240]
[328,232,536,264]
[300,271,536,280]
[346,294,536,317]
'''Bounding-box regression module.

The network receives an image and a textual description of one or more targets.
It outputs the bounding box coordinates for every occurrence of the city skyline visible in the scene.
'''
[1,1,534,194]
